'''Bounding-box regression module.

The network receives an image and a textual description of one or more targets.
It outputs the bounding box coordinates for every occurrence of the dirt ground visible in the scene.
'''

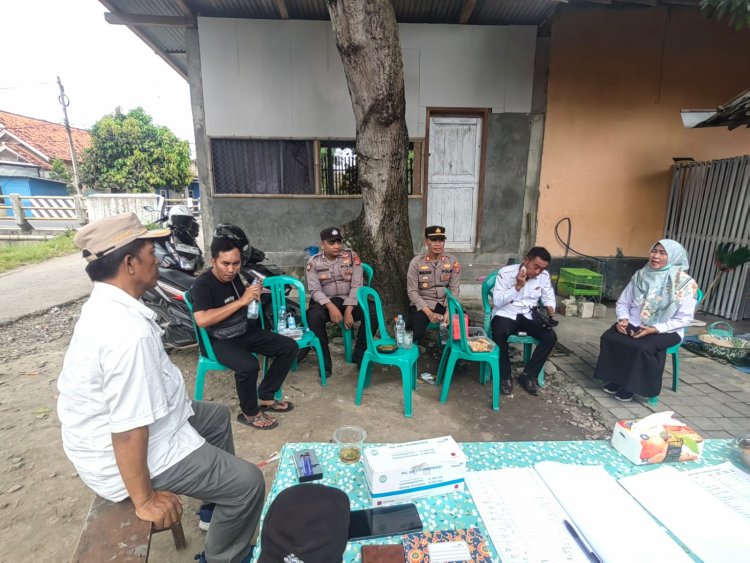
[0,299,610,562]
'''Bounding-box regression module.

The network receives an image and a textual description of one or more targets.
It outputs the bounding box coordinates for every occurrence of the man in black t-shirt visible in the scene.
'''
[190,236,298,430]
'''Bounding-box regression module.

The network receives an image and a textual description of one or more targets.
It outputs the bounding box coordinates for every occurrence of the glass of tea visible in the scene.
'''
[333,425,367,464]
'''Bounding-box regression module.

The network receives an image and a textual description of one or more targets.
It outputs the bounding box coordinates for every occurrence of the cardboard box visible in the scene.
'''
[611,411,704,465]
[363,436,466,507]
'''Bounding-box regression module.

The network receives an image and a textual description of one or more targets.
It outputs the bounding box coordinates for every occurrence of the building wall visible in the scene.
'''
[27,178,68,196]
[198,17,536,138]
[537,8,750,257]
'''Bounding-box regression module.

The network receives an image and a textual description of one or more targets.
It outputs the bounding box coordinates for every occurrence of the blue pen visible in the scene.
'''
[564,520,601,563]
[302,453,313,476]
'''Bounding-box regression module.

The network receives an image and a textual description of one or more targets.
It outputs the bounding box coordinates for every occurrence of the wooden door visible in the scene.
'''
[426,116,482,251]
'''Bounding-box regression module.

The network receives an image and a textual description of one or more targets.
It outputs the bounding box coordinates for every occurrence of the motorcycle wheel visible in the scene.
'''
[147,298,197,349]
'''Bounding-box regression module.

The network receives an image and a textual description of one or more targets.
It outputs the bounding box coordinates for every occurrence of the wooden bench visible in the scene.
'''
[71,496,186,562]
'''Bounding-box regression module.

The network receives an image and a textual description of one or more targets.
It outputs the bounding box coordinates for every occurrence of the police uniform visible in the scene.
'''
[406,226,461,342]
[306,227,376,372]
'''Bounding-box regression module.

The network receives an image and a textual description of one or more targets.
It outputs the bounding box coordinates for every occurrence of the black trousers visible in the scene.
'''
[211,323,299,416]
[406,303,446,343]
[307,297,376,368]
[491,314,557,382]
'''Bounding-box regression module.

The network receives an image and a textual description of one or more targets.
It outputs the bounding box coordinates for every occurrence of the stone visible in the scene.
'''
[560,301,578,317]
[593,304,607,318]
[578,302,594,319]
[544,361,558,375]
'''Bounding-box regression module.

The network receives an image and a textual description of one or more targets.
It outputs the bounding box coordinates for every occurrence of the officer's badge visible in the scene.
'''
[435,227,442,234]
[306,262,312,271]
[454,260,461,274]
[332,229,339,236]
[353,253,361,265]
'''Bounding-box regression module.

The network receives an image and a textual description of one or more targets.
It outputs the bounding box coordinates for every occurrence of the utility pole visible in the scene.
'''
[57,76,82,196]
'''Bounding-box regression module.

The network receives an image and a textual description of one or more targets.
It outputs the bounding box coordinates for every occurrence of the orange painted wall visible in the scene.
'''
[537,8,750,257]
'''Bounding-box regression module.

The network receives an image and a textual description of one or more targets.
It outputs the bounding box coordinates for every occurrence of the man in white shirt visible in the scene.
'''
[57,213,263,563]
[490,247,557,396]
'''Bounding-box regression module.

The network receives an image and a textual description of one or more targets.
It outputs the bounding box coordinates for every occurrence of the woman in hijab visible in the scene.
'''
[594,239,698,402]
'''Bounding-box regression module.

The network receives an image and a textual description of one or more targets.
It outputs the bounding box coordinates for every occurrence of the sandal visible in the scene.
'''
[236,412,278,430]
[259,400,295,413]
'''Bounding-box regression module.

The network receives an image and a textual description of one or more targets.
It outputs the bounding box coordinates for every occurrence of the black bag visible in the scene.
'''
[531,305,558,330]
[209,309,248,340]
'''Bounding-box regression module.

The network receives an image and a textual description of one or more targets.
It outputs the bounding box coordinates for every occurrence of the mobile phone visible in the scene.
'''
[347,503,423,541]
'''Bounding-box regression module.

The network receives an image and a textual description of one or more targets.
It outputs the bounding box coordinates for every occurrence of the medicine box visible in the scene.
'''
[611,412,704,466]
[363,436,466,507]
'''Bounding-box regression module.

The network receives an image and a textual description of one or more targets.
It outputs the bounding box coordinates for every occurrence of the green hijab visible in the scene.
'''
[633,239,696,325]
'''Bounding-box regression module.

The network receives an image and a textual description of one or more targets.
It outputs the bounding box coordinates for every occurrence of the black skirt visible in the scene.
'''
[593,324,681,397]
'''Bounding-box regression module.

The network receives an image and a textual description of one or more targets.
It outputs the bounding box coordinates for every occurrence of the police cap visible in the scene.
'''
[425,225,447,240]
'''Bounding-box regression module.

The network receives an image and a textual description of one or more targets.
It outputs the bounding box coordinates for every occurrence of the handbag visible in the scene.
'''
[531,305,558,330]
[209,309,248,339]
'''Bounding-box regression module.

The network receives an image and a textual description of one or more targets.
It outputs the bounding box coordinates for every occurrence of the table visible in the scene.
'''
[253,439,742,562]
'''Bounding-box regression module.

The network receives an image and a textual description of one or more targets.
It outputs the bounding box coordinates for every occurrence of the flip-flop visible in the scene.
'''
[259,400,295,413]
[236,412,278,430]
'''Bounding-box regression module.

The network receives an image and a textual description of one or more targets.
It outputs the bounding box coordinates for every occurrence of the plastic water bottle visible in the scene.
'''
[287,311,297,331]
[246,280,260,320]
[277,306,287,334]
[395,314,405,347]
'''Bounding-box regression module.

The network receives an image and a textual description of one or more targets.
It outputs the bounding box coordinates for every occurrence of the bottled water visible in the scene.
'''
[246,280,260,320]
[395,314,406,347]
[287,311,297,331]
[277,306,287,334]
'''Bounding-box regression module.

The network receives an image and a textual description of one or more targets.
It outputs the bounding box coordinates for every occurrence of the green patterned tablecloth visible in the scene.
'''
[253,439,742,562]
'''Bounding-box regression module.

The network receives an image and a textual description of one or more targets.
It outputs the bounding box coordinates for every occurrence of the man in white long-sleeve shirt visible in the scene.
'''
[490,247,557,396]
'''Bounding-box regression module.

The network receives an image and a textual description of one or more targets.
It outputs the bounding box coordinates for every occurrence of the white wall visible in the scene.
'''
[199,18,536,139]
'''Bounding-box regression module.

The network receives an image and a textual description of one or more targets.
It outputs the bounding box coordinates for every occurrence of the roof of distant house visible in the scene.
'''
[0,110,91,170]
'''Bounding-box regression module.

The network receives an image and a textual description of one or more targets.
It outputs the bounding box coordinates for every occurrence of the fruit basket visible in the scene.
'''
[698,333,750,362]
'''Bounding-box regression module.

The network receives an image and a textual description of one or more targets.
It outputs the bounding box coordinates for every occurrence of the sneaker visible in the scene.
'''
[614,388,634,402]
[602,383,619,395]
[197,503,215,531]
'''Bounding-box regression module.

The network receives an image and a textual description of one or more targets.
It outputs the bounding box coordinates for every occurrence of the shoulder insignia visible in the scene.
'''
[454,262,461,274]
[306,262,312,271]
[353,252,361,266]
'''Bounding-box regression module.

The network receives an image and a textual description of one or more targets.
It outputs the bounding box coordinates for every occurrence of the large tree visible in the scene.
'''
[80,107,191,193]
[326,0,414,316]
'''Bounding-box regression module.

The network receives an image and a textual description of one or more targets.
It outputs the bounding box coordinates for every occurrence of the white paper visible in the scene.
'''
[428,540,472,562]
[686,461,750,520]
[619,466,750,563]
[534,461,691,563]
[465,468,590,563]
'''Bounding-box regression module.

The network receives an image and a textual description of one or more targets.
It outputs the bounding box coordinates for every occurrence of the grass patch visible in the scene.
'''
[0,231,78,273]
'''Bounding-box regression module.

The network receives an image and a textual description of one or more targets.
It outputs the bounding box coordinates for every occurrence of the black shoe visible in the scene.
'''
[296,348,310,364]
[352,349,364,368]
[501,379,513,395]
[518,374,540,396]
[614,388,634,402]
[602,382,619,395]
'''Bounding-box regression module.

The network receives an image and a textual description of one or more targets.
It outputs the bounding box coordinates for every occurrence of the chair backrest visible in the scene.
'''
[445,289,472,354]
[263,275,311,329]
[361,262,374,287]
[482,272,498,334]
[356,286,390,350]
[696,287,704,307]
[183,290,220,362]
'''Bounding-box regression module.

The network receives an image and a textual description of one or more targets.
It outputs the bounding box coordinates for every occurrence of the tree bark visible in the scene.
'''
[326,0,413,318]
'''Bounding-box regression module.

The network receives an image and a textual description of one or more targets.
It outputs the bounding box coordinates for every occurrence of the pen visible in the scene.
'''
[563,520,601,563]
[302,452,313,476]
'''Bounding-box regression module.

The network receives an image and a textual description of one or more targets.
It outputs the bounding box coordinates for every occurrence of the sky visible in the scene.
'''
[1,1,194,150]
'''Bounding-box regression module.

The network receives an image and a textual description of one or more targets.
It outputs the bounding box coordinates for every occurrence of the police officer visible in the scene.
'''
[306,227,375,374]
[406,225,461,343]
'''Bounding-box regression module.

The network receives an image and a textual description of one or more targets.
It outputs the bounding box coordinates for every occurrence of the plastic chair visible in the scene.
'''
[482,272,545,386]
[355,286,419,417]
[648,288,704,405]
[263,276,327,386]
[436,290,500,410]
[342,262,374,363]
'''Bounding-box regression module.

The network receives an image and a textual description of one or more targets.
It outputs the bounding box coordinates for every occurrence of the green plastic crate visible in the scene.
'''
[557,268,603,299]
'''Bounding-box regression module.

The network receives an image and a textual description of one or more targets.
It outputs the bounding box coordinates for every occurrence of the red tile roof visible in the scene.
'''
[0,110,91,170]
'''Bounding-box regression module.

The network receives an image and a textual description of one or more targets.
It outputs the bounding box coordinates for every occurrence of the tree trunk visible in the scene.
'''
[326,0,414,318]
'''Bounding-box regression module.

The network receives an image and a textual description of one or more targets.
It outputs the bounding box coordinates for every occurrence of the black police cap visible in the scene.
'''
[425,225,447,240]
[320,227,343,242]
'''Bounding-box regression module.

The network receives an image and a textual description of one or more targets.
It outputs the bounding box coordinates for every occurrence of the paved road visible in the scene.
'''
[0,253,91,324]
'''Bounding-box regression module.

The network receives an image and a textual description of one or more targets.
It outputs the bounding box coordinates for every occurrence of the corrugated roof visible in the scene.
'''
[474,0,559,26]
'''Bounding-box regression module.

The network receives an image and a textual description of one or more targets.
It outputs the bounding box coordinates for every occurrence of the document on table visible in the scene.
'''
[466,463,691,563]
[619,465,750,563]
[685,461,750,520]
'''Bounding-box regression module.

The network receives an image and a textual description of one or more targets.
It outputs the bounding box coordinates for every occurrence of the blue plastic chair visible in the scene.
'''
[355,286,419,417]
[342,262,374,363]
[482,272,545,386]
[436,290,500,410]
[263,276,327,386]
[648,288,704,405]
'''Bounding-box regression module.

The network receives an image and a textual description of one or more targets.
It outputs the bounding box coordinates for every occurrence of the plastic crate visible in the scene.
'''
[557,268,603,299]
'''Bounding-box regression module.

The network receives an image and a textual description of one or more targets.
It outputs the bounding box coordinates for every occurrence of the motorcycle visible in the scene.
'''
[140,211,301,348]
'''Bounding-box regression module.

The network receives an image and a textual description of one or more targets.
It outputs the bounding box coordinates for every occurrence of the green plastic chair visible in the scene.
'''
[648,287,704,405]
[482,272,545,386]
[355,286,419,417]
[342,262,374,363]
[263,275,327,386]
[183,291,248,400]
[436,290,500,410]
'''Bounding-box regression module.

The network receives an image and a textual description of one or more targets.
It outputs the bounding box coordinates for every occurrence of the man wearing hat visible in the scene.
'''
[305,226,375,374]
[57,213,264,563]
[406,225,461,343]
